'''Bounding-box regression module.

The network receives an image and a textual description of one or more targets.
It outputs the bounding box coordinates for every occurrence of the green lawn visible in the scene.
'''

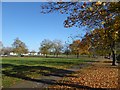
[1,57,94,88]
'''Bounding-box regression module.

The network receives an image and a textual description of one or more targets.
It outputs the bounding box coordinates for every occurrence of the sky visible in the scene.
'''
[2,2,86,52]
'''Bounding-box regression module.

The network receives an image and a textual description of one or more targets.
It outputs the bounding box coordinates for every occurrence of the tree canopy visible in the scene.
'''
[41,1,120,65]
[12,38,28,55]
[39,39,63,57]
[41,2,120,29]
[39,39,53,57]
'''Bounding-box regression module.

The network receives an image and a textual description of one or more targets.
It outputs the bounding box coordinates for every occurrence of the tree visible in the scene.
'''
[82,25,120,59]
[52,40,63,57]
[41,2,120,65]
[39,39,53,57]
[0,41,13,55]
[63,42,71,58]
[0,41,3,49]
[2,47,13,55]
[69,40,81,58]
[41,2,120,28]
[30,50,36,53]
[0,41,4,55]
[12,38,28,55]
[79,34,92,55]
[83,29,111,56]
[64,48,71,58]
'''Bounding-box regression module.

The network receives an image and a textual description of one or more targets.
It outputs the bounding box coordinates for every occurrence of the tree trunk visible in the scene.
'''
[77,53,79,58]
[46,54,47,58]
[56,54,58,57]
[111,41,116,66]
[112,50,116,66]
[67,54,68,58]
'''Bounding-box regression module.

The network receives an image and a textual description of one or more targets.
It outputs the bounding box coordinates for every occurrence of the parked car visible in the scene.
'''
[104,56,110,59]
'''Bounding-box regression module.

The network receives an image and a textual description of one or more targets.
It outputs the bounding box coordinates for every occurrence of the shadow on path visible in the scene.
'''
[2,63,75,78]
[2,63,106,89]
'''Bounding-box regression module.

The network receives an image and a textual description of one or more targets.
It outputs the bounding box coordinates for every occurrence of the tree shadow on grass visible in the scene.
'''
[2,63,75,77]
[2,64,106,89]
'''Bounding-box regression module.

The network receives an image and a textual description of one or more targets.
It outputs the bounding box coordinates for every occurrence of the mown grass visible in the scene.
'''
[1,57,94,88]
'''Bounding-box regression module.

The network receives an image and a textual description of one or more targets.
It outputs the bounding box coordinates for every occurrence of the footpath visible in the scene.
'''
[10,58,119,89]
[10,62,91,88]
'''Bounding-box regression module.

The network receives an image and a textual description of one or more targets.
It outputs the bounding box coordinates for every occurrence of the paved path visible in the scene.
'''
[10,63,91,88]
[11,76,61,88]
[10,57,117,88]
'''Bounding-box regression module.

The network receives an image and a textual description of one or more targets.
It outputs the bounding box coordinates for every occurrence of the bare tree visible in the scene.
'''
[0,41,4,55]
[2,47,13,55]
[39,39,53,57]
[52,40,63,57]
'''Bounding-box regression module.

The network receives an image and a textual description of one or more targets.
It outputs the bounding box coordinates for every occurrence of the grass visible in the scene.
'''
[1,57,94,88]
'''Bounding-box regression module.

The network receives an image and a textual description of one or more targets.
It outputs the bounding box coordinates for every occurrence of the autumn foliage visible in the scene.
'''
[41,1,120,65]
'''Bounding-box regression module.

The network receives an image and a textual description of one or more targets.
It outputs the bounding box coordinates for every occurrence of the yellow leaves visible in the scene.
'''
[81,5,85,9]
[99,11,102,15]
[109,14,112,17]
[115,31,118,34]
[103,3,106,6]
[96,1,102,6]
[101,21,105,25]
[89,7,93,11]
[99,10,107,16]
[113,31,119,41]
[113,18,120,30]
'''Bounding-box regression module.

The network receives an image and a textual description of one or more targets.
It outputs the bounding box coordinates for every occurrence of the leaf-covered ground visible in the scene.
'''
[49,61,119,89]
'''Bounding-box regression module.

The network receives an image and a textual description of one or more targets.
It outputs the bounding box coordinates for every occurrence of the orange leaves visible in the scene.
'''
[74,40,81,44]
[49,62,118,89]
[69,40,82,55]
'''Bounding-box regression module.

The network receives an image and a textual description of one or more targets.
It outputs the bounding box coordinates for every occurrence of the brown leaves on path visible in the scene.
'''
[49,62,119,89]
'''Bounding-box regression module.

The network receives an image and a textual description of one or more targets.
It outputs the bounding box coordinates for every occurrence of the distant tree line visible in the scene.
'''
[0,38,28,56]
[0,38,67,57]
[1,35,120,59]
[39,39,63,57]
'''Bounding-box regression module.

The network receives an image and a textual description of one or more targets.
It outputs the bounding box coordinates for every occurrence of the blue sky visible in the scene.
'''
[2,2,86,52]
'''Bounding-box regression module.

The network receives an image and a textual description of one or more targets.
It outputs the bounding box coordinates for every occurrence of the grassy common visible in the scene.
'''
[1,57,94,88]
